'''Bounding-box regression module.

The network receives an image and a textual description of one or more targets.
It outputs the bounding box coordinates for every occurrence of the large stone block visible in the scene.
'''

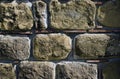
[56,61,97,79]
[33,33,71,60]
[102,61,120,79]
[0,35,30,60]
[0,2,33,30]
[75,34,120,59]
[97,0,120,27]
[18,61,55,79]
[49,0,96,30]
[32,0,47,29]
[0,63,16,79]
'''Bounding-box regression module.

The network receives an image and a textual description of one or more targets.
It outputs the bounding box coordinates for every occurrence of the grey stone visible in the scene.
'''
[75,34,120,59]
[32,0,47,29]
[0,63,16,79]
[0,35,30,60]
[33,33,71,60]
[18,61,55,79]
[56,61,97,79]
[102,61,120,79]
[97,0,120,27]
[0,2,33,30]
[49,0,96,29]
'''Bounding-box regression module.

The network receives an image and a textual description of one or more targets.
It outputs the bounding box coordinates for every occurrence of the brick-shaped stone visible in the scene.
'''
[0,2,33,30]
[0,35,30,60]
[0,63,16,79]
[32,0,47,29]
[33,33,71,60]
[56,61,97,79]
[97,0,120,27]
[102,61,120,79]
[18,61,55,79]
[75,34,120,59]
[49,0,96,29]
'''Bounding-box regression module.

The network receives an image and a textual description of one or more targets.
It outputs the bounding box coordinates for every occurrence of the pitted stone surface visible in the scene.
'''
[103,61,120,79]
[18,61,55,79]
[0,2,33,30]
[75,34,120,59]
[32,0,47,29]
[0,63,16,79]
[33,33,71,60]
[49,0,96,29]
[56,61,97,79]
[0,35,30,60]
[97,0,120,27]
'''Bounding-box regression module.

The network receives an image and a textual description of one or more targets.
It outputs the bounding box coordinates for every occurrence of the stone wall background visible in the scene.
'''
[0,0,120,79]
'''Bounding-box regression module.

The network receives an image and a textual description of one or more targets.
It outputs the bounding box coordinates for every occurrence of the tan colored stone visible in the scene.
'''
[0,35,30,60]
[0,2,33,30]
[33,33,71,60]
[56,61,97,79]
[32,0,47,29]
[49,0,96,29]
[18,61,55,79]
[75,34,120,59]
[0,63,16,79]
[97,0,120,27]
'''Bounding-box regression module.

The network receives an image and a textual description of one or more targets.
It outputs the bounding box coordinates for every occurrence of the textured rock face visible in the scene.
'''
[33,34,71,60]
[32,0,47,29]
[56,62,97,79]
[103,61,120,79]
[97,0,120,27]
[0,63,16,79]
[75,34,120,59]
[0,35,30,60]
[49,0,96,29]
[18,61,55,79]
[0,2,33,30]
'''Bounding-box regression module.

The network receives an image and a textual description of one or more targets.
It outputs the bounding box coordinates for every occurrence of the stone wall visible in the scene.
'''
[0,0,120,79]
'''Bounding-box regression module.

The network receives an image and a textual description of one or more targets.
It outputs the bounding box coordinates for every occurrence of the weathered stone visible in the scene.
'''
[32,0,47,29]
[102,61,120,79]
[49,0,96,29]
[0,63,16,79]
[0,35,30,60]
[33,33,71,60]
[0,2,33,30]
[75,34,120,59]
[97,0,120,27]
[18,61,55,79]
[56,61,97,79]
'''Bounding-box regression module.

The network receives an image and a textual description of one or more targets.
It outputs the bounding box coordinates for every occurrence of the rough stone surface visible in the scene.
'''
[0,63,16,79]
[56,61,97,79]
[0,2,33,30]
[18,61,55,79]
[102,61,120,79]
[49,0,96,29]
[33,33,71,60]
[32,0,47,29]
[0,35,30,60]
[97,0,120,27]
[75,34,120,59]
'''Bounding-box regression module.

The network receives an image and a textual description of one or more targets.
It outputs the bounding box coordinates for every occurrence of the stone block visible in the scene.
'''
[0,35,30,60]
[75,34,120,59]
[18,61,55,79]
[56,61,97,79]
[0,2,33,30]
[49,0,96,29]
[33,33,71,60]
[97,0,120,27]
